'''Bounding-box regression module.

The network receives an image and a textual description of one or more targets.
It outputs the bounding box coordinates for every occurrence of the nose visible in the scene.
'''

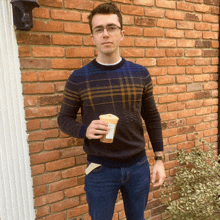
[103,28,109,37]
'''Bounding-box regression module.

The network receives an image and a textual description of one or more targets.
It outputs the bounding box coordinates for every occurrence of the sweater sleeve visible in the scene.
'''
[57,75,87,138]
[141,74,164,152]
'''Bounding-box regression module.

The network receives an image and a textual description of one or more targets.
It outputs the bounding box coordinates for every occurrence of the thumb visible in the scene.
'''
[151,171,156,183]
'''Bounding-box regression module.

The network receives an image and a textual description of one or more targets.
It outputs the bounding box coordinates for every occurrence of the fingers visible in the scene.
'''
[86,120,110,140]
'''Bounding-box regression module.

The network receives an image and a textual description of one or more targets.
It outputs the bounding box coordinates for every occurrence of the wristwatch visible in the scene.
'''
[154,156,165,161]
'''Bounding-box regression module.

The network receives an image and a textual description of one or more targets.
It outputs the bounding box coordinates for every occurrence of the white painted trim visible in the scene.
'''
[0,1,35,220]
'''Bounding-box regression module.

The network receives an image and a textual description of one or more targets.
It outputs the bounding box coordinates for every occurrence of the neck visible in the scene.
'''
[96,51,121,64]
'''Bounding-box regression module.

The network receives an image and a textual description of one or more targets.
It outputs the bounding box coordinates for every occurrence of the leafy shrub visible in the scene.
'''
[162,135,220,220]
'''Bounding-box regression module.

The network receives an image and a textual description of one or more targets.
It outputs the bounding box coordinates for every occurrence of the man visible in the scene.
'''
[58,2,165,220]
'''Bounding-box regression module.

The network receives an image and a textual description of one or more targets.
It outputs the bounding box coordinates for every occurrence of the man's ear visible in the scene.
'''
[120,30,124,42]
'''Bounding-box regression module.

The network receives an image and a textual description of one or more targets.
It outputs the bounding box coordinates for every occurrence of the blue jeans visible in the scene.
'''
[84,156,150,220]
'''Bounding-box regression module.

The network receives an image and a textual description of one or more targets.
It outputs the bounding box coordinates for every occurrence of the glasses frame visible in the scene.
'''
[92,24,121,37]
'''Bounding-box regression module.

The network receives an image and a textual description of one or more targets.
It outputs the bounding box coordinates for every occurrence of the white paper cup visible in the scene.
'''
[99,114,119,143]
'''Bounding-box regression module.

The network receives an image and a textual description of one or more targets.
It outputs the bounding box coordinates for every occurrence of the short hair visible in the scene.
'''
[88,2,123,33]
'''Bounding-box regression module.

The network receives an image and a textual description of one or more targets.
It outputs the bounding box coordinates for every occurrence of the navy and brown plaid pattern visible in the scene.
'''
[58,58,163,166]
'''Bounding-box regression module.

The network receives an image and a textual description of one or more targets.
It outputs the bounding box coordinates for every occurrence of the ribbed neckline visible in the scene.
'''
[91,57,125,70]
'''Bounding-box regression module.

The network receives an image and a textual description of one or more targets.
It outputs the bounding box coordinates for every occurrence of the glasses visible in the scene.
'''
[92,25,121,37]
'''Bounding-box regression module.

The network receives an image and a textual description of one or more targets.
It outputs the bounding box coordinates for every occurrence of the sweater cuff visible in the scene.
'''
[79,125,87,138]
[152,141,164,152]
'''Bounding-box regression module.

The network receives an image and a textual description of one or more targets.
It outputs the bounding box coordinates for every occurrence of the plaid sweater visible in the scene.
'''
[58,58,163,167]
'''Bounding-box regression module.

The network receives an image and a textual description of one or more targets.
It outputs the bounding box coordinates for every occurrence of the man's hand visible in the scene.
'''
[151,160,166,187]
[86,120,110,140]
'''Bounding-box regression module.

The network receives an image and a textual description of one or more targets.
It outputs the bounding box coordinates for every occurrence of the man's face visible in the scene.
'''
[91,14,124,57]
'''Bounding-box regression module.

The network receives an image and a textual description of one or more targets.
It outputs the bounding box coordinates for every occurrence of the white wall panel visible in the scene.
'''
[0,1,35,220]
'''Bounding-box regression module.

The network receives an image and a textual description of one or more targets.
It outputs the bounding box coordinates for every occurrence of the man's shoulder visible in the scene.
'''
[124,59,149,75]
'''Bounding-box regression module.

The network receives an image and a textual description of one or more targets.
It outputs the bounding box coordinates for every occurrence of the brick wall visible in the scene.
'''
[16,0,219,219]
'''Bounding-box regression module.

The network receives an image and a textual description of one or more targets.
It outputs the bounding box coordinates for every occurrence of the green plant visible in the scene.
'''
[162,135,220,220]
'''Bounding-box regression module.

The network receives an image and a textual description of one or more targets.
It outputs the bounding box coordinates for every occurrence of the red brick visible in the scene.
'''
[185,49,202,57]
[167,67,185,75]
[39,212,66,220]
[124,26,143,36]
[38,0,63,7]
[203,49,218,57]
[204,128,218,136]
[194,74,210,82]
[64,23,90,34]
[156,0,176,9]
[82,12,90,23]
[185,30,202,39]
[168,85,186,93]
[177,21,194,30]
[64,185,85,198]
[186,100,203,109]
[203,14,218,23]
[32,21,63,32]
[121,5,144,15]
[203,32,218,40]
[177,141,194,150]
[120,37,135,47]
[62,165,86,178]
[46,157,75,171]
[149,67,167,76]
[177,125,195,134]
[33,8,49,19]
[135,17,156,27]
[76,154,87,165]
[195,23,211,30]
[20,59,51,69]
[212,24,219,32]
[122,48,144,57]
[203,98,218,106]
[212,6,219,14]
[186,116,203,125]
[26,119,40,131]
[196,107,212,116]
[35,191,64,207]
[195,4,211,13]
[32,47,64,58]
[51,197,79,213]
[31,151,60,165]
[157,19,176,28]
[31,164,44,176]
[176,75,193,84]
[134,0,154,6]
[165,10,185,20]
[36,206,50,218]
[33,171,61,187]
[28,129,59,141]
[186,66,203,74]
[25,107,57,119]
[178,109,195,118]
[166,30,184,38]
[177,39,195,47]
[177,2,194,11]
[178,93,195,103]
[160,112,177,121]
[16,33,51,45]
[166,49,184,57]
[68,204,89,218]
[24,96,38,107]
[144,28,164,37]
[204,82,218,90]
[49,178,77,193]
[157,39,176,47]
[53,35,82,45]
[51,9,80,21]
[39,71,70,82]
[21,71,38,82]
[29,142,43,154]
[145,49,165,57]
[145,8,164,17]
[159,95,177,103]
[157,58,176,66]
[66,47,94,58]
[55,82,66,92]
[19,46,31,57]
[52,59,82,69]
[169,134,186,144]
[34,185,47,197]
[44,138,74,151]
[136,58,156,66]
[23,83,54,94]
[135,38,156,47]
[168,102,185,111]
[164,160,179,169]
[64,0,93,10]
[177,58,194,66]
[157,76,175,84]
[203,66,218,73]
[195,58,211,66]
[186,13,202,22]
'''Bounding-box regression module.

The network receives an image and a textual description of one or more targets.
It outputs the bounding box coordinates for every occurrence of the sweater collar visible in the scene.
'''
[91,57,125,70]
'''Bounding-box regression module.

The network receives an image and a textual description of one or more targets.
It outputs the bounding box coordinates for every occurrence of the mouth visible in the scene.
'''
[102,42,112,45]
